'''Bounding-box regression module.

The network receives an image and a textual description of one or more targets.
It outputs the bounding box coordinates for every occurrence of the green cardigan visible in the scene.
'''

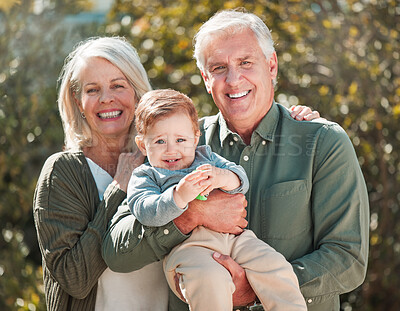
[33,151,187,311]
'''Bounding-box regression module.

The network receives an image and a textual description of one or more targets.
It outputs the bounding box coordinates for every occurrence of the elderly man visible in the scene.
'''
[103,9,369,311]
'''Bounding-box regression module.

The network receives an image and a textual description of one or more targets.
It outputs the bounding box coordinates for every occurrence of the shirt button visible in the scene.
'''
[243,155,249,161]
[163,229,169,235]
[229,141,234,146]
[307,299,313,304]
[233,136,238,141]
[262,140,266,145]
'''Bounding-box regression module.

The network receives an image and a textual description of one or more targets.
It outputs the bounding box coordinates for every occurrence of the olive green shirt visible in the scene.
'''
[103,102,369,311]
[196,102,369,310]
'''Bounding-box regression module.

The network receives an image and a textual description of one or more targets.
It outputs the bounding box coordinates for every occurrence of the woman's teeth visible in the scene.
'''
[98,111,122,119]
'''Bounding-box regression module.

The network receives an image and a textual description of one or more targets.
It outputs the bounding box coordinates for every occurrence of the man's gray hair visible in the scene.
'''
[193,9,275,73]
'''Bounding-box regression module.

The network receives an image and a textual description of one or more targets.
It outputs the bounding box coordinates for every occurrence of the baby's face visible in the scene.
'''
[138,112,199,170]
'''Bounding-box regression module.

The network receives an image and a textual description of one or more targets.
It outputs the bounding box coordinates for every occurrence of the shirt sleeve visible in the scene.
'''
[291,124,369,305]
[208,147,249,195]
[127,167,188,227]
[33,153,126,299]
[102,202,189,273]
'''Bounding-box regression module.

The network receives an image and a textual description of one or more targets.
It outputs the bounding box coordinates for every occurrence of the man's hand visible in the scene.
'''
[173,190,247,235]
[213,252,257,307]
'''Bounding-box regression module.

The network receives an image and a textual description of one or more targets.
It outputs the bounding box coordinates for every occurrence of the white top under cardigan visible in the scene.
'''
[86,158,169,311]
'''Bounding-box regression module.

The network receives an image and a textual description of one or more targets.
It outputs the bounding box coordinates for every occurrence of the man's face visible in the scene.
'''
[201,28,278,132]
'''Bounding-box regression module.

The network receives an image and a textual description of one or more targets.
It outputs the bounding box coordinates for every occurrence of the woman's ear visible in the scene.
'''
[135,135,147,156]
[73,92,83,111]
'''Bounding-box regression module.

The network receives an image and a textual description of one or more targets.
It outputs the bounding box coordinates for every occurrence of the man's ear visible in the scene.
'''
[268,52,278,80]
[135,135,147,156]
[201,71,212,94]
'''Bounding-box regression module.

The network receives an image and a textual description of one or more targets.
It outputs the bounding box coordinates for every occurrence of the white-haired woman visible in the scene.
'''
[33,37,189,311]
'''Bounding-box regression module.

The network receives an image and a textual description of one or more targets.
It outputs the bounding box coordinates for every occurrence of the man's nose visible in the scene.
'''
[225,67,241,86]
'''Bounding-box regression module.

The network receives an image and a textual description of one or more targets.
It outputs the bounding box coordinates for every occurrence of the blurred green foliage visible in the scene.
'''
[0,0,399,310]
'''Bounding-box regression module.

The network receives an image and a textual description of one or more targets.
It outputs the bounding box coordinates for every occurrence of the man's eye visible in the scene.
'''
[212,66,225,72]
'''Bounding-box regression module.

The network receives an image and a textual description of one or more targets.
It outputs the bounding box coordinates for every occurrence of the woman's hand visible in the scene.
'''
[289,105,321,121]
[212,252,257,307]
[173,190,247,235]
[113,151,145,192]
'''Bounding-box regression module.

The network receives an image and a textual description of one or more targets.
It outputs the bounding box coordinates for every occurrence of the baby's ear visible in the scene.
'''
[135,135,147,156]
[194,130,201,146]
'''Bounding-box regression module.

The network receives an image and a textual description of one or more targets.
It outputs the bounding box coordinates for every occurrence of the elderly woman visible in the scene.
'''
[33,36,320,311]
[33,37,187,311]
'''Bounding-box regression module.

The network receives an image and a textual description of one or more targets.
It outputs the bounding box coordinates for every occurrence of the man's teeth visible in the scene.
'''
[98,111,122,119]
[166,159,178,162]
[228,91,249,99]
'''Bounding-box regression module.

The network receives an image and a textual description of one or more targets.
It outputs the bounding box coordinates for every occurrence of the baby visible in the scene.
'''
[127,89,306,311]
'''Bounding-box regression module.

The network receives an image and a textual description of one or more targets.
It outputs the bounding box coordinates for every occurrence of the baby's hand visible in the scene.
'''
[194,164,224,197]
[173,170,211,209]
[196,164,241,195]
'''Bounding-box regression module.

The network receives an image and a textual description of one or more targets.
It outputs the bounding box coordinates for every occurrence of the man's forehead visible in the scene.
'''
[204,31,261,62]
[205,46,260,66]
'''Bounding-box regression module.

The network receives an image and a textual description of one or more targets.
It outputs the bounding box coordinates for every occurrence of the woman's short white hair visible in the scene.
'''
[193,9,275,73]
[58,36,152,151]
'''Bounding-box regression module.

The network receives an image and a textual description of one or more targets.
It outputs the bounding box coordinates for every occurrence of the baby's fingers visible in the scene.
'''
[196,164,212,172]
[185,169,204,181]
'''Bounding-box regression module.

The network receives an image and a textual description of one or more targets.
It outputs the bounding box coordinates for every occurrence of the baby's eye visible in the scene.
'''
[177,138,186,143]
[155,139,166,144]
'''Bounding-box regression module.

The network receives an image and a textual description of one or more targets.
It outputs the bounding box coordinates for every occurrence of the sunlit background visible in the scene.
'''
[0,0,399,310]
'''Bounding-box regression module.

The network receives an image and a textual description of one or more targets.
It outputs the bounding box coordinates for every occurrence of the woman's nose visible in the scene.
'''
[100,88,114,103]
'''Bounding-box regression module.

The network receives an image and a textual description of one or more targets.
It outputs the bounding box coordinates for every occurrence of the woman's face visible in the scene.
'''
[78,57,137,144]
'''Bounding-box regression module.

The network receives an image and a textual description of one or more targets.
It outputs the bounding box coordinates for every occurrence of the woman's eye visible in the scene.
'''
[87,88,97,93]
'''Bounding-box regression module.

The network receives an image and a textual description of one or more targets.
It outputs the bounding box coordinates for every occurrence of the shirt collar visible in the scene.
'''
[218,112,241,146]
[217,101,280,146]
[254,101,279,142]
